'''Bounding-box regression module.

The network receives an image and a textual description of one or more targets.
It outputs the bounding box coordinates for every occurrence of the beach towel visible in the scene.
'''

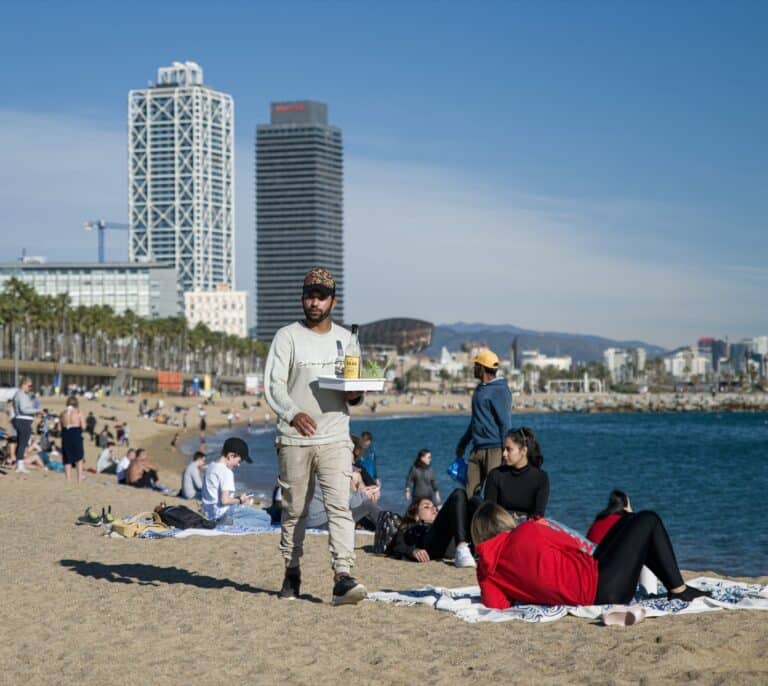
[137,524,376,539]
[367,577,768,623]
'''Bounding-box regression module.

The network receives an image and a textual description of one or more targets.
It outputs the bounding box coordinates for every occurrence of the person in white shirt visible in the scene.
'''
[96,443,117,474]
[116,448,136,483]
[201,437,268,527]
[264,267,367,606]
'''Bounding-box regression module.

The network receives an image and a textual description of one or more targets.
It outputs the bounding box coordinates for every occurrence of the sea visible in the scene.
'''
[184,412,768,577]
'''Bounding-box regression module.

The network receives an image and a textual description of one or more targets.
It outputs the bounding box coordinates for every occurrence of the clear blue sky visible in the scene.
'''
[1,1,766,347]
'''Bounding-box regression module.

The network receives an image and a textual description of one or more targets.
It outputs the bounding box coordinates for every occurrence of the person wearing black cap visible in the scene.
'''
[201,437,269,528]
[264,267,367,605]
[455,349,512,497]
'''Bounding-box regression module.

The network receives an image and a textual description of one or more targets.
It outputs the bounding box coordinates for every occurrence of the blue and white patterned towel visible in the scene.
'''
[139,525,374,539]
[367,577,768,623]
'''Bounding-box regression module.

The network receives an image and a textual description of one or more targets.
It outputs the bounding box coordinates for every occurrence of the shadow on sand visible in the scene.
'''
[59,559,321,602]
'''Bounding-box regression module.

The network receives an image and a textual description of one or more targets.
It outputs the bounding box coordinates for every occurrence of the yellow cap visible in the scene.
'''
[473,350,500,369]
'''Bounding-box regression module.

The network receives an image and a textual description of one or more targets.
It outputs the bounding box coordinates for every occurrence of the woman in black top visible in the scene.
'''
[484,427,549,518]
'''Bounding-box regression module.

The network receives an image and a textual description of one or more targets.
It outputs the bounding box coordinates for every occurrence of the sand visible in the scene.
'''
[1,395,767,685]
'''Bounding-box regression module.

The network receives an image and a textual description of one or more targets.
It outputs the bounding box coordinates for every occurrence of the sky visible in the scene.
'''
[0,1,766,348]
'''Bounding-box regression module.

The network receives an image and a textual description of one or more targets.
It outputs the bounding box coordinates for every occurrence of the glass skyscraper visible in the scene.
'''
[255,101,343,340]
[129,62,235,296]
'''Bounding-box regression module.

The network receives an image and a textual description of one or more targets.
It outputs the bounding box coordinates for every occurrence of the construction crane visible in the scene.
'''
[83,219,130,263]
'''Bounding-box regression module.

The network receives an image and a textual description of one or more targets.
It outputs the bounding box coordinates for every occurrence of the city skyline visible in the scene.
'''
[0,2,766,348]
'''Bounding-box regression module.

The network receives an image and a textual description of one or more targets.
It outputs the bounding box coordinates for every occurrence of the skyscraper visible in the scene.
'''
[255,101,343,340]
[129,62,235,296]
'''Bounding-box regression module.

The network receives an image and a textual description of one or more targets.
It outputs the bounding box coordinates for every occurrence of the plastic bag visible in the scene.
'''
[446,456,468,486]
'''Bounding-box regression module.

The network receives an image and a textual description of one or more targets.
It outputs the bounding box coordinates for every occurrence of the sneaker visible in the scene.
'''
[278,568,301,600]
[667,585,712,603]
[15,464,30,474]
[332,574,367,606]
[454,543,476,568]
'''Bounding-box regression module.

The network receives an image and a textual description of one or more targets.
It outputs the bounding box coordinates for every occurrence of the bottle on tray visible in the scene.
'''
[343,325,361,379]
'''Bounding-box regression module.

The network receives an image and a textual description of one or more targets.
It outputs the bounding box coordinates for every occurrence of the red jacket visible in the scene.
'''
[476,520,598,609]
[586,513,622,544]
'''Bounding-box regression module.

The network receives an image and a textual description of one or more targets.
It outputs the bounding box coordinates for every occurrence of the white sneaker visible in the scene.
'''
[16,464,30,474]
[454,543,476,568]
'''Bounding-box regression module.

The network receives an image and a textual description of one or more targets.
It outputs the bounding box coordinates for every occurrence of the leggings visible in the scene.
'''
[594,511,684,605]
[423,489,480,559]
[12,418,33,463]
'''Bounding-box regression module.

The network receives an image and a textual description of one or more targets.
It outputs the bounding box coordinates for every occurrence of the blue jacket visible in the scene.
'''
[457,377,511,454]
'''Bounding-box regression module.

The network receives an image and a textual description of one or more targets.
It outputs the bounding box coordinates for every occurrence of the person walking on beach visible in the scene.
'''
[12,377,37,474]
[455,350,511,496]
[264,267,367,605]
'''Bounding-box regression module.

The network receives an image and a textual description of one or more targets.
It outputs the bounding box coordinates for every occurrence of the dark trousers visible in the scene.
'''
[423,489,480,559]
[594,511,684,605]
[129,469,159,489]
[12,418,33,463]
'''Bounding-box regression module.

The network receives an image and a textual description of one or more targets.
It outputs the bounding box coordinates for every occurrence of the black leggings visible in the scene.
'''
[594,511,684,604]
[129,469,159,489]
[423,489,480,559]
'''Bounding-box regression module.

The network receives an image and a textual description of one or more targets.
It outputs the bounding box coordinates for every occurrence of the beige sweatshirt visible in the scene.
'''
[264,321,354,445]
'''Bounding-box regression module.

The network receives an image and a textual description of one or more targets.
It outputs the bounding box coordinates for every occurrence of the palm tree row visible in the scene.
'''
[0,278,268,377]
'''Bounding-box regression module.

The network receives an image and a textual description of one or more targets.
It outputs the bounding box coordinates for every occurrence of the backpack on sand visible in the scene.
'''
[374,510,402,555]
[156,505,216,530]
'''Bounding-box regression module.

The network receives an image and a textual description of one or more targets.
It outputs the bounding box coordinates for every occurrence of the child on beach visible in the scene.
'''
[484,427,549,518]
[471,502,712,609]
[404,449,441,505]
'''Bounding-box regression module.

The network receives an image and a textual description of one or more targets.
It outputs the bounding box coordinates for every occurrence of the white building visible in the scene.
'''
[184,285,247,337]
[0,261,179,318]
[129,62,235,299]
[663,348,712,380]
[521,350,572,372]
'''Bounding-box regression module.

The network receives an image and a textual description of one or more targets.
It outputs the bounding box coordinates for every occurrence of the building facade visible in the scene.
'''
[255,101,343,340]
[129,62,235,297]
[184,284,248,338]
[0,261,179,318]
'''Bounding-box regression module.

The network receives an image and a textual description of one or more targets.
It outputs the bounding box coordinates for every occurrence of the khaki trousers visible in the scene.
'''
[278,440,355,575]
[465,446,503,497]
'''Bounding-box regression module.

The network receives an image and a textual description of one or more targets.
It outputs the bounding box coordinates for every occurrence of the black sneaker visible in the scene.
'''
[331,574,367,606]
[278,568,301,600]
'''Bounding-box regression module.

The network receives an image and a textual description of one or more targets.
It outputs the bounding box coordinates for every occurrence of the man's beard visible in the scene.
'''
[304,305,331,324]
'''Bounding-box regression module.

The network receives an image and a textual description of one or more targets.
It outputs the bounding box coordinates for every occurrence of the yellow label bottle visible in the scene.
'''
[343,324,361,379]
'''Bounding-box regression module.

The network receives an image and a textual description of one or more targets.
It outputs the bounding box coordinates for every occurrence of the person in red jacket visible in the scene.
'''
[586,489,631,544]
[471,502,711,608]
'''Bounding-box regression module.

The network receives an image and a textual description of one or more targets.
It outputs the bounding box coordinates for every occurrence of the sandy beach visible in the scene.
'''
[1,395,767,685]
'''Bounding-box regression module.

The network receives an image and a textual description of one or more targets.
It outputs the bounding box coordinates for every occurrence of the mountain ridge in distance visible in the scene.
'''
[424,322,668,364]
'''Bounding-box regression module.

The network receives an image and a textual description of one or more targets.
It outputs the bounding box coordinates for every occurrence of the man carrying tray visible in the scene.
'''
[264,267,367,605]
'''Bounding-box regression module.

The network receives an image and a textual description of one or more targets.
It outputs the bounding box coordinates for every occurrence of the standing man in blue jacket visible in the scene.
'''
[455,350,512,496]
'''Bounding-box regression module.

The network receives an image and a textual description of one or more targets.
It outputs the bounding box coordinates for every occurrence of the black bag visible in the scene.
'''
[373,510,402,555]
[156,505,216,530]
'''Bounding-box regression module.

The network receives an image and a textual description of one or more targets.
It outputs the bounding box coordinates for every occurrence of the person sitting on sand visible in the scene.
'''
[116,448,136,484]
[181,451,206,499]
[387,489,478,568]
[404,449,441,505]
[96,442,118,474]
[201,437,268,527]
[125,448,161,489]
[484,427,549,518]
[471,502,712,609]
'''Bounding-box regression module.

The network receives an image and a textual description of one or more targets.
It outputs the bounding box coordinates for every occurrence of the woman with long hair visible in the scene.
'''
[404,448,441,505]
[471,501,711,609]
[387,489,477,568]
[586,489,631,544]
[484,427,549,518]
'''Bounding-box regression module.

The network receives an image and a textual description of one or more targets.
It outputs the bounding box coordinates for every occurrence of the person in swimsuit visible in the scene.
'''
[60,396,86,483]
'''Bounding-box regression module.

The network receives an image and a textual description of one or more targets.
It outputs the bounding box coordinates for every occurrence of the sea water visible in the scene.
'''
[186,411,768,577]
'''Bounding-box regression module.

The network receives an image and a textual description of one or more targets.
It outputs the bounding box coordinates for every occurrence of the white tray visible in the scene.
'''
[317,376,386,392]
